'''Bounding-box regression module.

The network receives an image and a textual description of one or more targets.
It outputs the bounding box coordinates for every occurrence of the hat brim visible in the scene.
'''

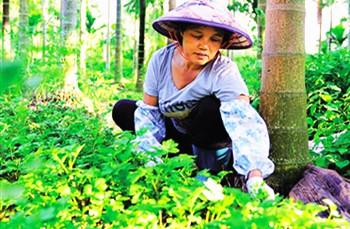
[152,0,253,50]
[153,18,253,50]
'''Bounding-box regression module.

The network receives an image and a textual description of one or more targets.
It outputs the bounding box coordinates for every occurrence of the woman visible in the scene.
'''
[112,0,275,199]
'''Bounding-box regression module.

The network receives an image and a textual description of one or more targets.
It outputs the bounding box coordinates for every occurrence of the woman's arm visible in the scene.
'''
[237,96,263,179]
[219,97,275,179]
[134,93,166,153]
[143,93,158,106]
[220,96,275,199]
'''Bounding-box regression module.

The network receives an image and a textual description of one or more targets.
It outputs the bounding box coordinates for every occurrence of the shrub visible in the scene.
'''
[1,97,349,228]
[305,47,350,178]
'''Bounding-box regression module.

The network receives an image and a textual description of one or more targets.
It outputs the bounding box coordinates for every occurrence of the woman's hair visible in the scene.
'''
[169,22,229,48]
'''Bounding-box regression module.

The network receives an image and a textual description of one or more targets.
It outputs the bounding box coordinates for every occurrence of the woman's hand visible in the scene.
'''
[246,169,275,200]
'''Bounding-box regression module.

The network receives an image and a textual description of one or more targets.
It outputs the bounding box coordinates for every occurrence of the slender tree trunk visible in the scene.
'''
[80,0,87,75]
[114,0,123,83]
[106,0,111,71]
[317,0,322,54]
[19,0,29,57]
[348,1,350,47]
[167,0,176,45]
[2,0,11,60]
[169,0,176,10]
[42,0,47,59]
[133,16,138,83]
[257,0,266,61]
[227,0,235,60]
[61,0,79,91]
[136,0,146,91]
[260,0,310,196]
[328,4,332,53]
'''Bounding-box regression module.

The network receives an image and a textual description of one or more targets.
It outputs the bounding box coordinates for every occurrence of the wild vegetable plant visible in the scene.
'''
[305,47,350,178]
[1,97,349,228]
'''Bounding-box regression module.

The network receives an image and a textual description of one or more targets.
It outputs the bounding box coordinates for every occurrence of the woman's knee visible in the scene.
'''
[196,95,221,117]
[112,99,137,131]
[188,95,230,147]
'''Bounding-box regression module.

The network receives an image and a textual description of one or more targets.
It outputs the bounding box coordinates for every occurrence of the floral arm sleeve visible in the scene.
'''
[220,99,275,178]
[134,100,166,152]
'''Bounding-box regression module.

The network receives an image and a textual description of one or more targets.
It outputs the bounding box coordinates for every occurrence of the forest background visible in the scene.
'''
[1,0,350,228]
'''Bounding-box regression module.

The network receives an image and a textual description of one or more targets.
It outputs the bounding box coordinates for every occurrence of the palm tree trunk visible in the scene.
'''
[80,0,87,75]
[42,0,47,59]
[136,0,146,91]
[260,0,310,196]
[167,0,176,45]
[133,15,138,83]
[106,0,111,71]
[61,0,79,91]
[19,0,30,57]
[114,0,123,83]
[2,0,11,60]
[257,0,266,61]
[317,0,322,54]
[348,2,350,47]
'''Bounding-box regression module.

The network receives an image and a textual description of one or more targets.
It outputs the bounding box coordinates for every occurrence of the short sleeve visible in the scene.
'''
[143,53,159,97]
[212,59,249,102]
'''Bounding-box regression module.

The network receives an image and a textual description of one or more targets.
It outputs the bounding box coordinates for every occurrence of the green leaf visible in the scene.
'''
[339,148,348,155]
[0,181,25,203]
[306,117,314,126]
[161,139,179,154]
[83,184,93,196]
[328,84,341,92]
[39,207,56,221]
[320,94,332,103]
[335,160,349,169]
[94,178,108,192]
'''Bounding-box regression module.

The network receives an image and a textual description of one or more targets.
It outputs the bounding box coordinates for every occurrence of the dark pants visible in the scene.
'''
[112,96,231,155]
[112,96,246,189]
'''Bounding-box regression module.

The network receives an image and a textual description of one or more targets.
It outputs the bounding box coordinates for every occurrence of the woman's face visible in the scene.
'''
[181,25,224,67]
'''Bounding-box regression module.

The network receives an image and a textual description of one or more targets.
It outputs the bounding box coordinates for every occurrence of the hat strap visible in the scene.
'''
[220,35,237,49]
[166,26,192,62]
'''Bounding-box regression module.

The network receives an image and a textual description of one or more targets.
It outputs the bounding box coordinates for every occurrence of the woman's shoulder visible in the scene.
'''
[147,44,175,71]
[211,54,239,73]
[151,43,176,59]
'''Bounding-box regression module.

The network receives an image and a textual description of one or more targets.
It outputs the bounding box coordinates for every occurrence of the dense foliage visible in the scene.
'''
[305,47,350,178]
[233,47,350,179]
[1,1,349,227]
[1,97,349,228]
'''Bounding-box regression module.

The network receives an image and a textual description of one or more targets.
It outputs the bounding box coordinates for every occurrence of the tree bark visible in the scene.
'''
[348,1,350,47]
[133,16,138,84]
[169,0,176,10]
[19,0,30,61]
[289,165,350,221]
[80,0,87,75]
[260,0,310,196]
[115,0,123,83]
[317,0,322,54]
[257,0,266,61]
[106,0,111,71]
[167,0,176,45]
[61,0,79,91]
[136,0,146,92]
[2,0,11,60]
[42,0,47,59]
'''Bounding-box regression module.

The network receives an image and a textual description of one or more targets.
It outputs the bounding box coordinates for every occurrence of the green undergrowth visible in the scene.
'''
[1,96,349,228]
[305,47,350,178]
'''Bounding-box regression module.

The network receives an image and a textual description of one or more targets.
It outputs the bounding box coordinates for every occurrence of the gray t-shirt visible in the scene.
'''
[137,44,274,178]
[144,44,249,132]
